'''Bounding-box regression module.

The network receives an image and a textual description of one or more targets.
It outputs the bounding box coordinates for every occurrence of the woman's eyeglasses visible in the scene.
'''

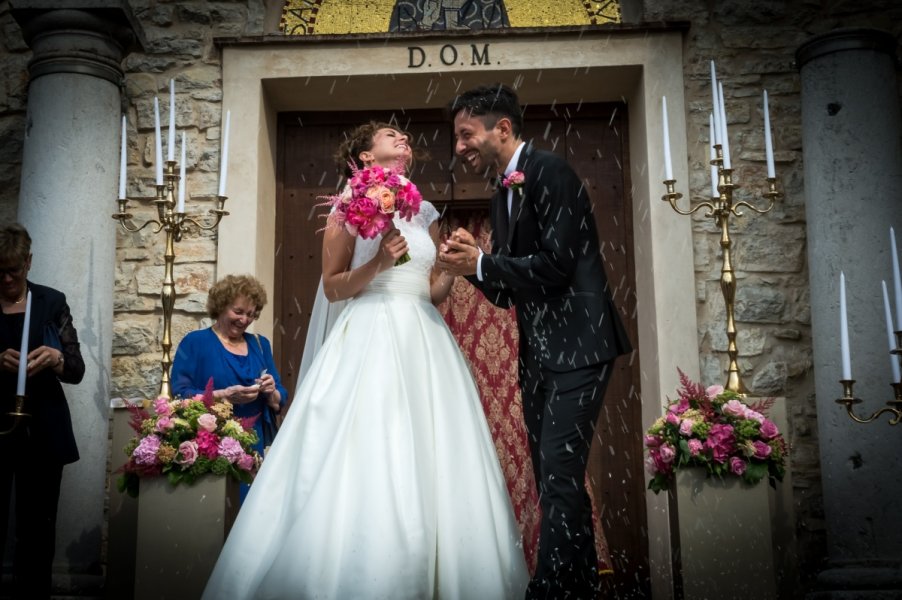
[0,266,25,278]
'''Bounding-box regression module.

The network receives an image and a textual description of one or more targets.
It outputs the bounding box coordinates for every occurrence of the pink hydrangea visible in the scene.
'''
[687,439,704,456]
[706,423,735,463]
[133,435,161,466]
[729,456,747,475]
[176,441,198,465]
[217,437,244,464]
[197,413,218,433]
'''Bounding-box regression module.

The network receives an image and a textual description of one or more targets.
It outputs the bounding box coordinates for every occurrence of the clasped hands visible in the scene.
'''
[0,345,63,378]
[437,227,480,277]
[219,372,278,409]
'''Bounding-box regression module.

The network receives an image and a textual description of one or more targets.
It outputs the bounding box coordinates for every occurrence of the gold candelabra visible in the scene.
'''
[662,148,781,395]
[113,160,229,398]
[836,332,902,425]
[0,395,29,435]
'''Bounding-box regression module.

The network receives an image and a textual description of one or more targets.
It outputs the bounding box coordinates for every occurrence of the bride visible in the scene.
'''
[201,122,529,599]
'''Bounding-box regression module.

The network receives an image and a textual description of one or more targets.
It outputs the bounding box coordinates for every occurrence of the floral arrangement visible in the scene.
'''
[502,170,525,193]
[644,370,787,494]
[326,162,423,265]
[117,379,261,498]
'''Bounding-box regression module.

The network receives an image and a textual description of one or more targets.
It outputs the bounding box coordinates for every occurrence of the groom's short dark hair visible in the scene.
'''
[448,84,523,138]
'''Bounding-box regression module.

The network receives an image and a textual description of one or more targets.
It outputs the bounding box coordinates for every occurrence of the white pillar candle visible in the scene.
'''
[763,90,775,178]
[882,281,902,383]
[709,113,718,197]
[710,60,721,146]
[718,81,731,170]
[218,110,231,197]
[154,97,163,185]
[840,271,852,380]
[15,290,32,396]
[892,227,902,331]
[662,96,673,181]
[167,79,175,162]
[118,115,127,200]
[177,132,186,213]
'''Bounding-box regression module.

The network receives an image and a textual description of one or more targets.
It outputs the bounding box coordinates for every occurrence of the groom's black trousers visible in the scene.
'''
[520,354,614,600]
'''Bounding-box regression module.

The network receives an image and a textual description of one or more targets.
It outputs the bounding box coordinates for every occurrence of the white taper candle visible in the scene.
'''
[718,81,731,170]
[763,90,775,178]
[710,60,721,146]
[154,97,163,185]
[882,281,901,383]
[709,113,718,197]
[177,132,186,213]
[218,110,231,197]
[840,271,852,380]
[662,96,673,181]
[167,79,175,161]
[118,115,127,200]
[15,290,32,396]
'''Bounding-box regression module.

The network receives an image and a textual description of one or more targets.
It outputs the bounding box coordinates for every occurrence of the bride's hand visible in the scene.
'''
[378,229,408,271]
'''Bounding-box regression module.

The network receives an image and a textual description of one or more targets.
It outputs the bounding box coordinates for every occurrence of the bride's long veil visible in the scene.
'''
[294,277,348,397]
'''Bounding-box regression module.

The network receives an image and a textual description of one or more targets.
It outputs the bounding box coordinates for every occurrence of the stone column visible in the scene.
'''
[796,29,902,596]
[9,1,143,591]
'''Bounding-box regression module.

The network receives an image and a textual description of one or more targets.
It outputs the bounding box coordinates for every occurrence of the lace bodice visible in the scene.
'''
[349,201,439,280]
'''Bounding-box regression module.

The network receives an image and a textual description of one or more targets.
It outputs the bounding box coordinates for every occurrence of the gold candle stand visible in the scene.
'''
[836,331,902,425]
[113,161,229,398]
[662,146,781,395]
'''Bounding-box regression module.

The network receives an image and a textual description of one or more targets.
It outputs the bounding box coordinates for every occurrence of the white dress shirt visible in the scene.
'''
[476,142,526,280]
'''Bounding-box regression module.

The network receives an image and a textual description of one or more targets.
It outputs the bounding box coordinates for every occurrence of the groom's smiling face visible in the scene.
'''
[453,111,504,177]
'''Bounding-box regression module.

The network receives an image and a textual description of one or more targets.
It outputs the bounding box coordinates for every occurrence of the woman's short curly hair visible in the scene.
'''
[0,223,32,266]
[334,121,396,178]
[206,274,268,319]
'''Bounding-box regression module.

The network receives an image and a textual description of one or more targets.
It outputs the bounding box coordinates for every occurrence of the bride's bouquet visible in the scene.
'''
[325,162,423,265]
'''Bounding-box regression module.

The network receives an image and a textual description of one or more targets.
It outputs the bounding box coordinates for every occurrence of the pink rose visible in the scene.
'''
[133,435,161,466]
[687,439,704,456]
[706,384,725,399]
[730,456,747,475]
[745,409,765,423]
[753,440,772,459]
[217,437,244,464]
[154,416,174,433]
[237,453,256,471]
[366,185,396,214]
[665,412,680,426]
[759,419,780,440]
[643,434,662,448]
[679,419,694,436]
[153,397,172,417]
[176,441,198,465]
[658,443,676,464]
[503,170,525,188]
[721,399,747,419]
[197,413,218,432]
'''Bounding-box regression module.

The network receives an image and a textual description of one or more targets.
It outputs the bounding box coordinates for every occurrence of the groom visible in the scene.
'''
[438,84,631,598]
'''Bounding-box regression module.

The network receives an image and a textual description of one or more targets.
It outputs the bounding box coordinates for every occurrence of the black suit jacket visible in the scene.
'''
[0,282,84,464]
[467,145,631,372]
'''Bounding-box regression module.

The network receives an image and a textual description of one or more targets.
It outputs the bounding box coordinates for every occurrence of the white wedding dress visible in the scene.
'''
[202,202,529,599]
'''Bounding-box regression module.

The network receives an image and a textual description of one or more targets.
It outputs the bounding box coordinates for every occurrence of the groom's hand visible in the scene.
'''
[438,238,479,277]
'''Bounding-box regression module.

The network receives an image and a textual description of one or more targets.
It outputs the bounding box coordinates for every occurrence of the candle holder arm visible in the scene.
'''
[836,380,902,425]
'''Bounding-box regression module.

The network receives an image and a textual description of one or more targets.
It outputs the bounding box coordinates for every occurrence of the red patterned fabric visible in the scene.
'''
[437,212,611,575]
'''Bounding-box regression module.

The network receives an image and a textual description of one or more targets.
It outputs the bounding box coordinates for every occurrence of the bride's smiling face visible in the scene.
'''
[360,128,411,169]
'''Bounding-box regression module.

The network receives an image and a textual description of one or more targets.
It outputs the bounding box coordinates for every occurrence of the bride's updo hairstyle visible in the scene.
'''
[334,121,397,178]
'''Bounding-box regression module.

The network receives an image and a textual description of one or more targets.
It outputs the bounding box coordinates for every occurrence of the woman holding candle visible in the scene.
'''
[0,223,84,599]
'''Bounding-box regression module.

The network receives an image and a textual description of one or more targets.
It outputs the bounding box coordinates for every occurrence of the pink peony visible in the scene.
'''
[658,443,676,464]
[217,437,244,464]
[729,456,747,475]
[687,439,704,456]
[665,412,680,426]
[176,441,198,465]
[759,419,780,440]
[133,435,161,466]
[196,430,220,459]
[197,413,218,432]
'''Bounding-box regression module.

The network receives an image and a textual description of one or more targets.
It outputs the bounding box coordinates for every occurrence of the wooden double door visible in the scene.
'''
[274,104,650,596]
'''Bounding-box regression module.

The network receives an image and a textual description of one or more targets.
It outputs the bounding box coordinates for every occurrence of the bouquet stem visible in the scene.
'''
[394,252,411,266]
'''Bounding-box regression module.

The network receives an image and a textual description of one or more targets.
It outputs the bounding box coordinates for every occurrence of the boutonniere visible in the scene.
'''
[502,171,525,195]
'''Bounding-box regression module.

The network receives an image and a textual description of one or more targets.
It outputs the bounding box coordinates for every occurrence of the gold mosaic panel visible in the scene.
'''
[281,0,621,35]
